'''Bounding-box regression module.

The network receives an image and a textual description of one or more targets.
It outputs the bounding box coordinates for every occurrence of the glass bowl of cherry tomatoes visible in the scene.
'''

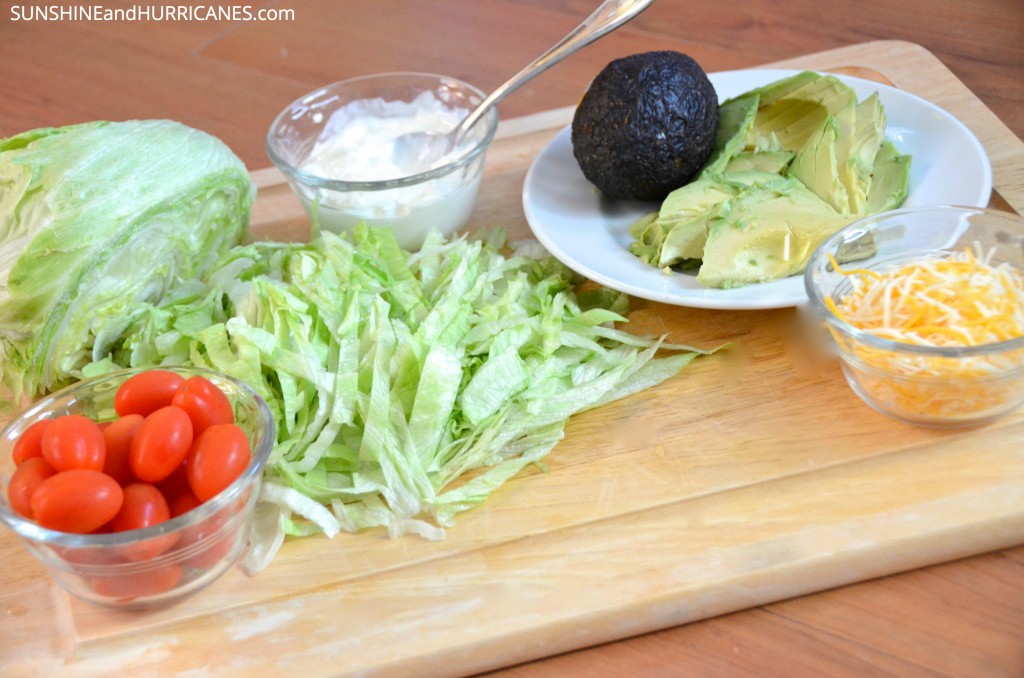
[0,367,274,609]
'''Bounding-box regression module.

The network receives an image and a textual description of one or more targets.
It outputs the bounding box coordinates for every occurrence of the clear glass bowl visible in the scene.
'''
[266,72,498,250]
[805,205,1024,428]
[0,367,274,609]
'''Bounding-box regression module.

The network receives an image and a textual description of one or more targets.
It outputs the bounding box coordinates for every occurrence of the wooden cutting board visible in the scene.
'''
[3,40,1024,677]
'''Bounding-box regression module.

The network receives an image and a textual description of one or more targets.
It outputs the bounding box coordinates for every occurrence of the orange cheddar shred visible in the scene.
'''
[827,247,1024,422]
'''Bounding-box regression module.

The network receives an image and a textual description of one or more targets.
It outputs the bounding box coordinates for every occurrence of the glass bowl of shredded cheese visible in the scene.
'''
[805,205,1024,428]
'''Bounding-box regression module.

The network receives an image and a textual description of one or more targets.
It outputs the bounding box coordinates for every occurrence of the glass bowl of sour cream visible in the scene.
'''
[266,73,498,250]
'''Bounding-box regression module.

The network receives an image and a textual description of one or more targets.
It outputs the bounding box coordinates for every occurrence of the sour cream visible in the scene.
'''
[303,91,464,181]
[296,91,482,250]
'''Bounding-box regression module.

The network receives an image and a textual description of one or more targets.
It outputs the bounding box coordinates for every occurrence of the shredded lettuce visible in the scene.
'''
[0,121,255,406]
[87,226,717,567]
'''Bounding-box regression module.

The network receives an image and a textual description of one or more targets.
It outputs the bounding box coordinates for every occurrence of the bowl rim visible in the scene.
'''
[265,71,499,191]
[805,204,1024,359]
[0,366,275,551]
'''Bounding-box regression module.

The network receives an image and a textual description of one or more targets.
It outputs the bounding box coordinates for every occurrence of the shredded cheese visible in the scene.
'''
[827,247,1024,422]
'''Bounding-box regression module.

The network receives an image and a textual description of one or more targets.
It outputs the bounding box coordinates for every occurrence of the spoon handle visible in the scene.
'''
[455,0,655,142]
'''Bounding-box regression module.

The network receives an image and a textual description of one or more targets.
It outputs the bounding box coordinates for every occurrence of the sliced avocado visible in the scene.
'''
[865,140,911,213]
[622,68,913,287]
[846,93,887,213]
[781,75,858,116]
[699,92,760,177]
[788,116,850,213]
[627,211,662,266]
[746,74,858,155]
[748,71,822,107]
[832,100,858,214]
[696,178,854,289]
[745,98,825,153]
[713,171,787,190]
[656,171,781,267]
[657,215,710,268]
[642,178,736,267]
[658,177,737,230]
[723,150,794,174]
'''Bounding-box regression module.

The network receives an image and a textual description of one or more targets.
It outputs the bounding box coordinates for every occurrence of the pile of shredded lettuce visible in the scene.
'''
[85,226,714,569]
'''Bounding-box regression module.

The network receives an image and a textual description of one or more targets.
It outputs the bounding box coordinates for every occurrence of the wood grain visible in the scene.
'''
[2,40,1024,678]
[2,3,1024,676]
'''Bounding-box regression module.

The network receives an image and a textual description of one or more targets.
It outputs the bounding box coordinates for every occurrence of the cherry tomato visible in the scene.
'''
[91,563,183,600]
[158,457,191,504]
[12,419,50,465]
[110,483,171,532]
[176,501,235,569]
[168,487,201,518]
[130,406,193,484]
[110,483,177,560]
[114,369,186,418]
[7,457,56,519]
[41,414,106,472]
[54,540,121,566]
[187,423,251,502]
[101,414,143,486]
[167,489,237,568]
[186,526,235,569]
[171,375,234,437]
[30,469,123,533]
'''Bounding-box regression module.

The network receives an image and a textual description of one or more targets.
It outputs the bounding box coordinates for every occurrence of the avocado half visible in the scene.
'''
[571,51,719,202]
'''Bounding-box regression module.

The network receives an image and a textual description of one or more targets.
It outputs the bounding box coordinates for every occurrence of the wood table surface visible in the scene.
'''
[1,1,1022,676]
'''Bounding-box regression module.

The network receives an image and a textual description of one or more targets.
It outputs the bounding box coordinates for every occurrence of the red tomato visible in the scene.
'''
[158,457,191,504]
[187,424,251,502]
[130,406,193,484]
[176,501,236,569]
[110,483,177,560]
[12,419,50,465]
[171,375,234,437]
[41,414,106,472]
[101,414,143,486]
[186,527,235,570]
[53,540,121,566]
[30,469,123,533]
[7,457,56,519]
[167,489,236,568]
[91,563,183,600]
[110,483,171,532]
[114,369,186,418]
[168,489,201,518]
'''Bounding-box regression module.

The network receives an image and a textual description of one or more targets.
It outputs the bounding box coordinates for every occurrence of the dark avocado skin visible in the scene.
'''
[571,51,719,202]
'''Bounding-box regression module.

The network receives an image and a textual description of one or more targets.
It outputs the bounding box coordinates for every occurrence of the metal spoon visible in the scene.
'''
[392,0,655,173]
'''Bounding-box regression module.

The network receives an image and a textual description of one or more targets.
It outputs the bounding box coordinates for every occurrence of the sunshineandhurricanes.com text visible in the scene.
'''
[9,3,295,22]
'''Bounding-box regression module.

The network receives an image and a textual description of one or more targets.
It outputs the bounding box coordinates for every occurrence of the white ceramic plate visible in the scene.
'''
[522,69,993,309]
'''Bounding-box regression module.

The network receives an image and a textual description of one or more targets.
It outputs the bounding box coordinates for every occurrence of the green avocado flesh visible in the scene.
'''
[696,178,854,289]
[629,71,912,288]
